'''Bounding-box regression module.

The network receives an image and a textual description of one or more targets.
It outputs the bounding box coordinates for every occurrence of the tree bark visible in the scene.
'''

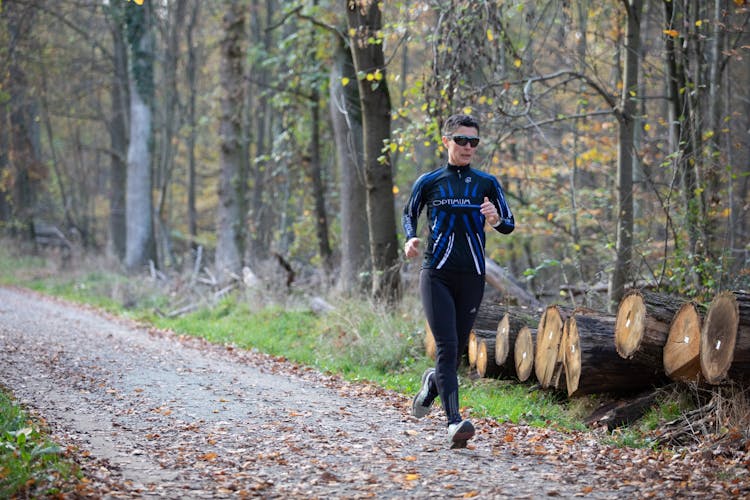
[564,312,664,398]
[215,0,246,282]
[345,0,400,302]
[663,301,703,382]
[106,2,129,260]
[615,289,683,369]
[186,0,200,253]
[476,337,503,378]
[124,0,156,271]
[330,38,369,294]
[610,0,644,308]
[484,259,542,309]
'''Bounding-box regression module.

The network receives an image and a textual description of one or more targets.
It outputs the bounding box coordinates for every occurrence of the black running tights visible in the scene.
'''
[419,268,485,425]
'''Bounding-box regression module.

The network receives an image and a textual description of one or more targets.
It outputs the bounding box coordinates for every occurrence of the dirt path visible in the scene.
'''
[0,287,740,498]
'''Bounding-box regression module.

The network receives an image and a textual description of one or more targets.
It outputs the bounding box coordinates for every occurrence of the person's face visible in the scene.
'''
[442,125,480,167]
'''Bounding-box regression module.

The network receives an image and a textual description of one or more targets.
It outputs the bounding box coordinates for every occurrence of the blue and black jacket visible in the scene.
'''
[402,163,514,275]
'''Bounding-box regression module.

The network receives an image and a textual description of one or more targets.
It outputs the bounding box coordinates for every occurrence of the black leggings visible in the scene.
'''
[420,268,485,425]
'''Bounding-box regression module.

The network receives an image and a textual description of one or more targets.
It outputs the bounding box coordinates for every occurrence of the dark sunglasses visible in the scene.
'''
[449,135,480,148]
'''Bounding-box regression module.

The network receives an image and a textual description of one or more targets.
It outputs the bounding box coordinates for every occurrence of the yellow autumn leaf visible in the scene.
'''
[463,491,480,498]
[366,73,374,81]
[663,29,679,37]
[644,123,651,132]
[695,20,703,27]
[487,29,494,41]
[392,185,400,195]
[405,473,420,481]
[374,71,383,81]
[547,213,554,221]
[462,106,473,115]
[389,142,397,153]
[403,455,417,462]
[341,77,350,87]
[514,58,522,68]
[722,208,731,218]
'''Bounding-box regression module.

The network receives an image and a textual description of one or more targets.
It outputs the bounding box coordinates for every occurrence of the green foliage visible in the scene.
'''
[0,392,78,497]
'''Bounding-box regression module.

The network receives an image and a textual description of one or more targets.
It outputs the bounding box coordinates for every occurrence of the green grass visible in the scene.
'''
[0,391,79,498]
[0,243,652,441]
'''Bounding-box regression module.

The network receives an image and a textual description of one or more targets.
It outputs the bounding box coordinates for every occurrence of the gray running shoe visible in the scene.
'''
[411,368,436,418]
[448,419,475,449]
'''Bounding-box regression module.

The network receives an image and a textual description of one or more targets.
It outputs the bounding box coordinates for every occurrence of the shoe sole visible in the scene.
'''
[411,369,435,418]
[449,421,475,449]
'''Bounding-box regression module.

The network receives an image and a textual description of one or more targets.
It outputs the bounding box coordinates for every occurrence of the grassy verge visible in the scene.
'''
[0,391,80,497]
[0,244,685,442]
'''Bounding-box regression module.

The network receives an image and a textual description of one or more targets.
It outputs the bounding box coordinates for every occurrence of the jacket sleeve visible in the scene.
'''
[402,177,425,239]
[491,178,514,234]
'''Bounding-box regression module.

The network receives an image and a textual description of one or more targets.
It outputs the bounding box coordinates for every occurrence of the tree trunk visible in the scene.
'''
[484,259,542,309]
[330,38,369,295]
[186,0,200,253]
[615,289,682,368]
[308,88,333,274]
[124,0,156,271]
[476,337,502,379]
[610,0,644,308]
[345,1,400,302]
[154,0,186,269]
[468,329,496,369]
[106,2,129,260]
[700,291,750,384]
[215,0,246,282]
[495,310,538,368]
[564,312,664,397]
[663,301,703,382]
[534,305,567,388]
[514,326,536,382]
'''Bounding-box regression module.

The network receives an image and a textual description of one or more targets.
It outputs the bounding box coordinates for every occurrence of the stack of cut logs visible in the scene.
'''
[423,289,750,397]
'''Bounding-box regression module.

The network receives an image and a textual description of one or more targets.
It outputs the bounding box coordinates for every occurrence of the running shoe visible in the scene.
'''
[411,367,436,418]
[448,419,475,449]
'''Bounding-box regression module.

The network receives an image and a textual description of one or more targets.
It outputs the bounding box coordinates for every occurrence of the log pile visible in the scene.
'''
[421,288,750,398]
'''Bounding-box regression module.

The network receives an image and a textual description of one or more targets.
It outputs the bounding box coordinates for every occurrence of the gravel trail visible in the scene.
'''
[0,286,734,498]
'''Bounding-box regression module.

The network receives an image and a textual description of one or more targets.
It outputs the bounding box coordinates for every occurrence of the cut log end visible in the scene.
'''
[664,302,702,382]
[495,314,510,365]
[534,305,565,388]
[564,317,581,397]
[514,326,535,382]
[700,292,740,385]
[614,290,646,358]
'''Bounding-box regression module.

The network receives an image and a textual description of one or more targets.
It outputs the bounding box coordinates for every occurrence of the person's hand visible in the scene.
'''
[404,237,421,259]
[481,196,500,226]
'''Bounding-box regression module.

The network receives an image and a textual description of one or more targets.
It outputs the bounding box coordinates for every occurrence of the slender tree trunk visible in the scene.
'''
[345,0,401,302]
[124,0,156,271]
[186,0,200,253]
[610,0,643,308]
[107,3,129,260]
[309,90,333,274]
[215,0,246,282]
[155,0,186,268]
[330,38,369,294]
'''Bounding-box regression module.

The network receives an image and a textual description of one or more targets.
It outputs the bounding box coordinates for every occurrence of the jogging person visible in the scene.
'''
[402,113,514,448]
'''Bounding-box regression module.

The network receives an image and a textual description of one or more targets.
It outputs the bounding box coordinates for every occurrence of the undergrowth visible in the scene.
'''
[0,391,79,498]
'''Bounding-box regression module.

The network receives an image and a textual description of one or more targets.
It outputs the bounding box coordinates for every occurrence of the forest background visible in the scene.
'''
[1,0,749,312]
